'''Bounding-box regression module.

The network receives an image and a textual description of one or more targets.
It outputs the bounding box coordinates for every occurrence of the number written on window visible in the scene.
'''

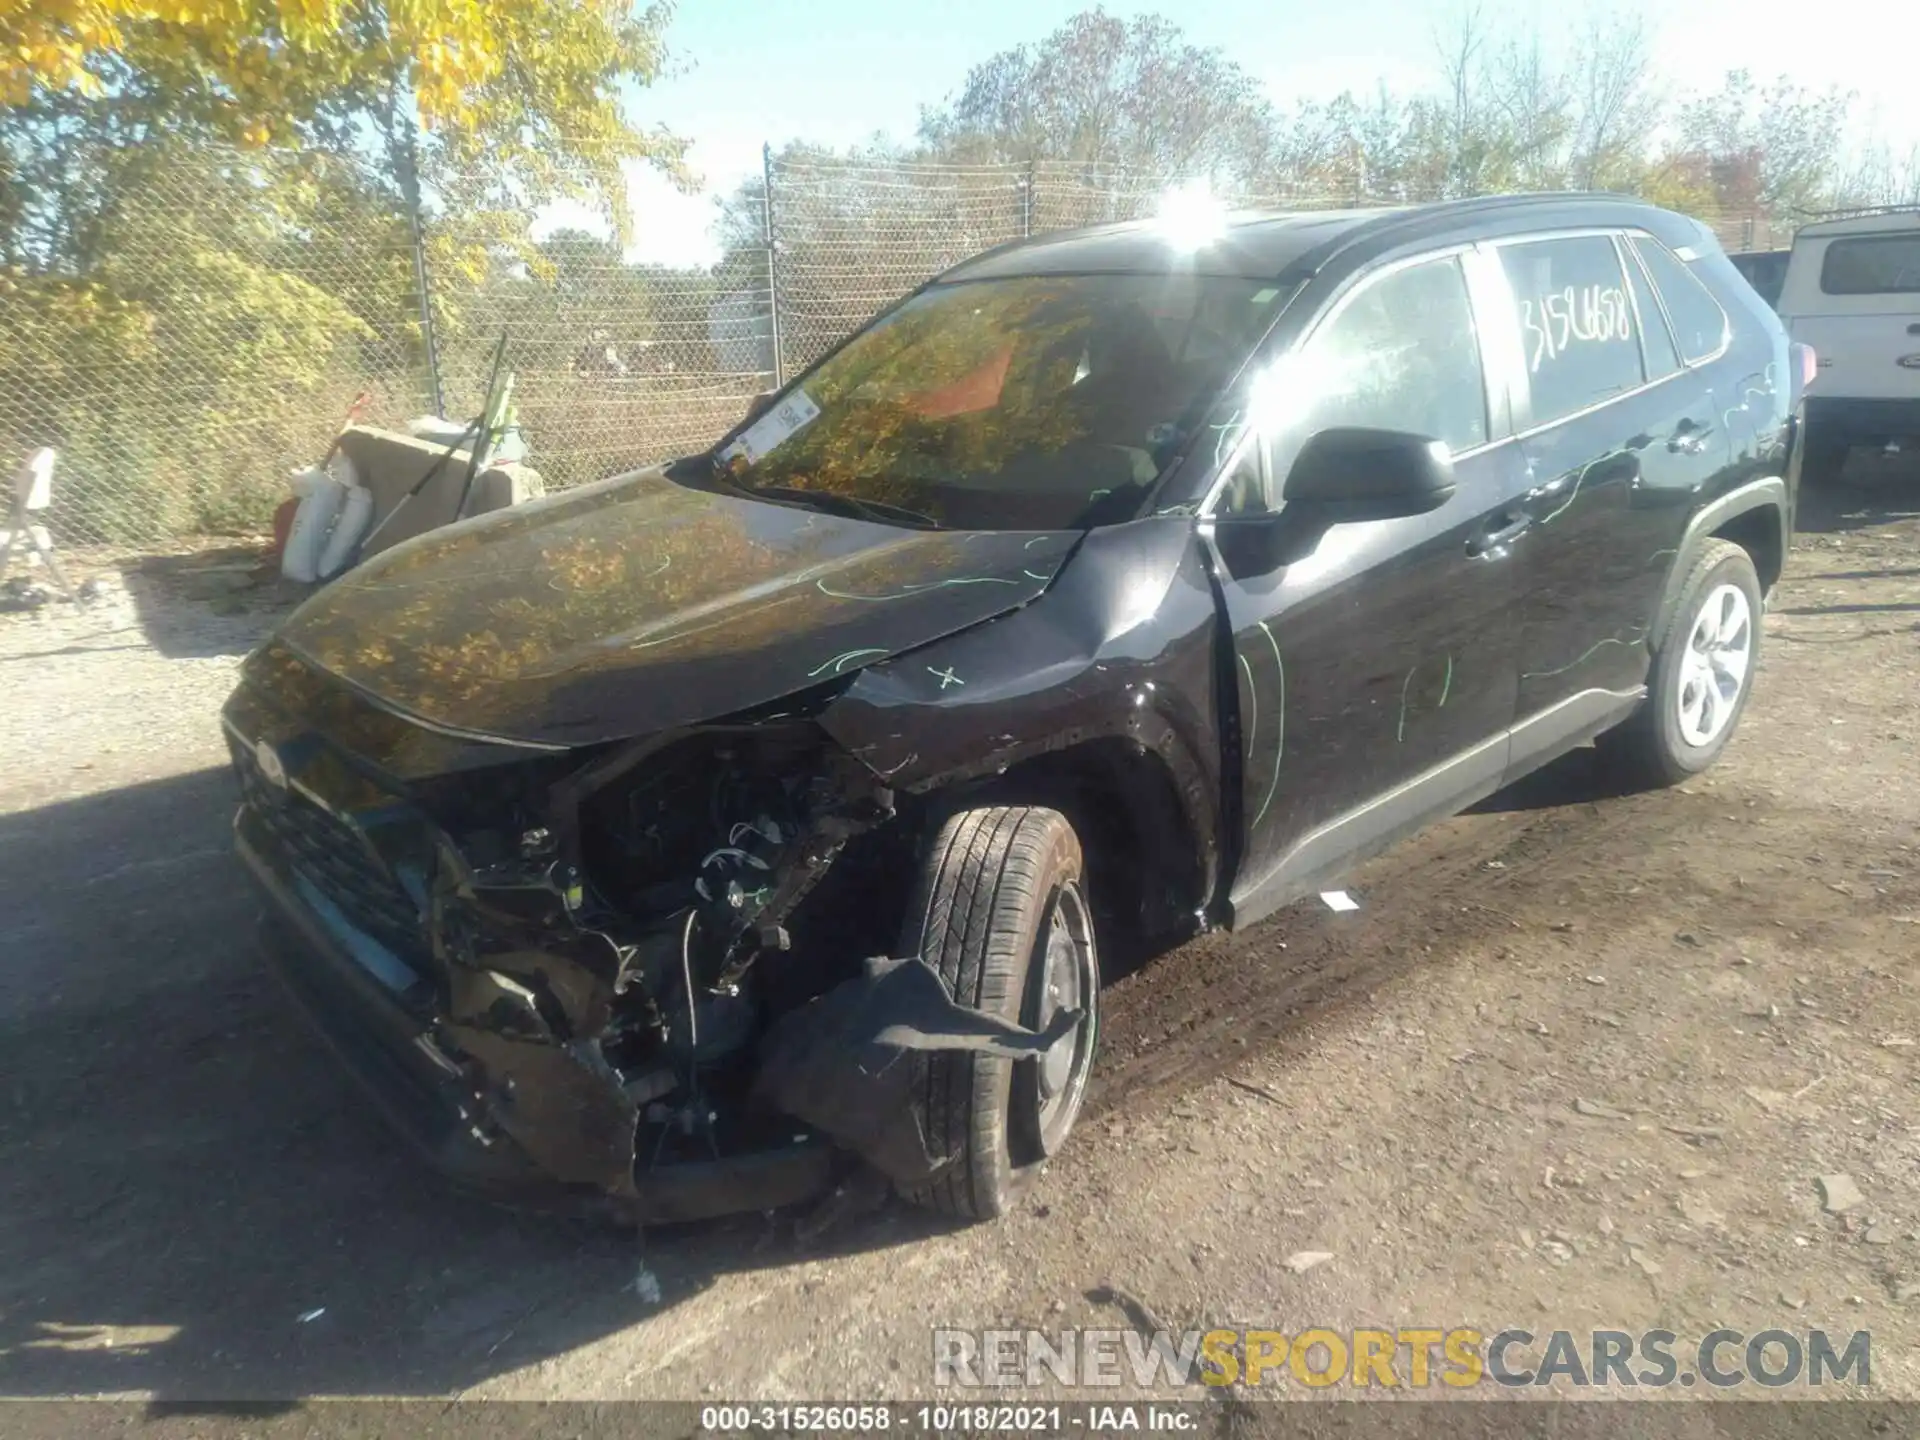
[1518,283,1634,373]
[1500,237,1646,425]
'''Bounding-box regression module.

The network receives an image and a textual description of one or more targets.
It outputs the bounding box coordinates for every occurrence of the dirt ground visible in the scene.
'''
[2,459,1917,1409]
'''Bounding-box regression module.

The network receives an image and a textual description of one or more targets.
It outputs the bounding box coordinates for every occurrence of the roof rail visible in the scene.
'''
[1800,202,1920,223]
[1328,189,1653,238]
[1792,204,1920,236]
[1272,190,1662,276]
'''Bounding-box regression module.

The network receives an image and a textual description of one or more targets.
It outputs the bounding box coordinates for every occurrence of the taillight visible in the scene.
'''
[1787,342,1818,402]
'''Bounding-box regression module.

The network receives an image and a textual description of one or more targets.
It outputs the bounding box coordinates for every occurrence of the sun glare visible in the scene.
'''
[1153,179,1230,251]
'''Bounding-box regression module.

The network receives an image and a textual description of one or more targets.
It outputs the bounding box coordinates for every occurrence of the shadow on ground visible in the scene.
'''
[0,750,1637,1401]
[1468,739,1645,815]
[0,768,952,1401]
[7,471,1908,1401]
[1795,450,1920,536]
[111,550,298,660]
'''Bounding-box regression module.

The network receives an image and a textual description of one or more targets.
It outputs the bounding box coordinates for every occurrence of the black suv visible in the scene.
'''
[224,194,1803,1225]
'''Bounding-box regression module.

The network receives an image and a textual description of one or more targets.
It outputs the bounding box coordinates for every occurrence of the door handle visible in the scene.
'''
[1465,511,1532,557]
[1668,422,1713,456]
[1525,471,1573,502]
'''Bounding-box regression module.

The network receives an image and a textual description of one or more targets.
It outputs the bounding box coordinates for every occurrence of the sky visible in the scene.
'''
[542,0,1920,269]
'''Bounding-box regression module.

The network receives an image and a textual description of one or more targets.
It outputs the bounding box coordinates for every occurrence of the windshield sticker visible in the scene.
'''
[1519,285,1632,373]
[1251,287,1280,304]
[721,388,822,465]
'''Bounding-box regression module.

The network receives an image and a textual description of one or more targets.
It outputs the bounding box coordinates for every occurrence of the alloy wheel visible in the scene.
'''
[1676,582,1753,748]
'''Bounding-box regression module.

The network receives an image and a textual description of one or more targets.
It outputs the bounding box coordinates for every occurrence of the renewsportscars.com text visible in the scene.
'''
[932,1326,1871,1390]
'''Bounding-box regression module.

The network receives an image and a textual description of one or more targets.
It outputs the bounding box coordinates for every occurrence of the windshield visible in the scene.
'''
[714,273,1287,530]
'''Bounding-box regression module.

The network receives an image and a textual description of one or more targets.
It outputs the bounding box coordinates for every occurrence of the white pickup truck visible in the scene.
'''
[1776,208,1920,478]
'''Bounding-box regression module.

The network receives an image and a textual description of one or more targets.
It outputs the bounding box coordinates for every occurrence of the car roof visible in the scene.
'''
[936,192,1710,285]
[1793,207,1920,239]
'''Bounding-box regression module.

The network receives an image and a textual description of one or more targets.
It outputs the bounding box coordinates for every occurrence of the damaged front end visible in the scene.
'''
[225,646,1068,1223]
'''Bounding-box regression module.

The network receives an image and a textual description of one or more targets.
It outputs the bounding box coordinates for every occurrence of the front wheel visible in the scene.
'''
[899,806,1100,1221]
[1602,539,1762,788]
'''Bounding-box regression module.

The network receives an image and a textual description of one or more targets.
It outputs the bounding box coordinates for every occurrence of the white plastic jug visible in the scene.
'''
[316,482,373,579]
[314,453,372,579]
[282,465,345,584]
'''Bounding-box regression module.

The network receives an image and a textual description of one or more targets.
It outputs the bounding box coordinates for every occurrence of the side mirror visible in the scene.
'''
[741,391,777,426]
[1282,427,1457,521]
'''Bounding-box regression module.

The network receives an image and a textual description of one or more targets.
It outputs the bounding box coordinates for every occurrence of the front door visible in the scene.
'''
[1201,250,1532,927]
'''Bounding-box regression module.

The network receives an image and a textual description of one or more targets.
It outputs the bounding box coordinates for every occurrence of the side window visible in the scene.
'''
[1293,255,1490,455]
[1620,241,1681,381]
[1499,236,1645,425]
[1632,237,1730,364]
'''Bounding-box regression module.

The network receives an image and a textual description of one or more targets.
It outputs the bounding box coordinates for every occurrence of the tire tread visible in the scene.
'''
[901,805,1078,1220]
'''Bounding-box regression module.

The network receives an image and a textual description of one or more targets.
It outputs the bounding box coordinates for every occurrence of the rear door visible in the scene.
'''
[1782,224,1920,401]
[1202,248,1533,924]
[1486,232,1728,761]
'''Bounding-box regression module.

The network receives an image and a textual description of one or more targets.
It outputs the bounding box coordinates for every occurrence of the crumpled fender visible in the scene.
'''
[818,515,1226,901]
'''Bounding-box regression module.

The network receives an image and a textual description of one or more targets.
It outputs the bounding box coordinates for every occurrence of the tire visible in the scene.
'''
[1603,539,1763,788]
[898,806,1100,1221]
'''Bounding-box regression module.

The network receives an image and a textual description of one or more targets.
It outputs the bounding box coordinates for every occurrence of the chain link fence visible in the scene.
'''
[1,145,436,547]
[1,144,1794,549]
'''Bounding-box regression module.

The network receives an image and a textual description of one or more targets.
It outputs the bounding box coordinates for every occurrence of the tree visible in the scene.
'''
[0,139,385,536]
[1432,6,1493,197]
[1670,70,1853,217]
[1832,141,1920,212]
[2,0,689,540]
[1564,13,1659,190]
[1484,33,1572,191]
[2,0,686,372]
[917,8,1284,190]
[1411,7,1659,197]
[3,1,683,231]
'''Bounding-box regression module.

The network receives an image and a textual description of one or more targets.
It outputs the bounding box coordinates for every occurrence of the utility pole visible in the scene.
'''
[398,115,445,417]
[762,142,784,388]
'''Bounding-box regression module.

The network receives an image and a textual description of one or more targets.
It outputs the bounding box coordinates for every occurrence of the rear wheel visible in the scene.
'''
[899,806,1100,1221]
[1602,540,1762,788]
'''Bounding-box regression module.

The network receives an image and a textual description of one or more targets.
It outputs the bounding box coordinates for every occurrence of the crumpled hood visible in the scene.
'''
[273,465,1078,748]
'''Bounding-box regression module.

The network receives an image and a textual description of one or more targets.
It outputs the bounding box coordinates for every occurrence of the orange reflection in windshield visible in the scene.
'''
[904,344,1014,420]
